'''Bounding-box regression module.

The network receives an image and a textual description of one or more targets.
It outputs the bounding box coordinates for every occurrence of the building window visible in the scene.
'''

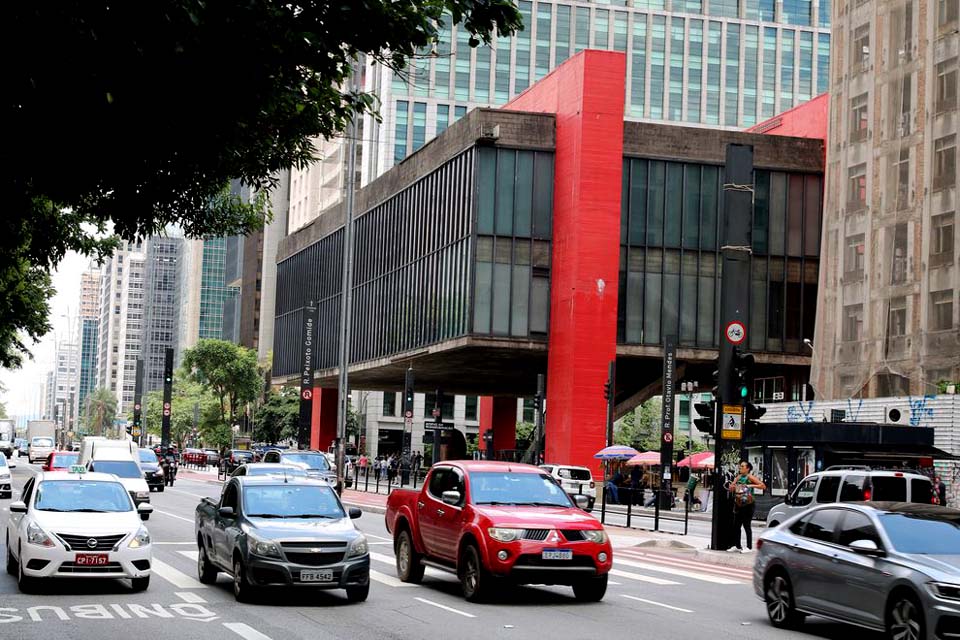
[464,396,478,421]
[931,290,954,331]
[780,29,795,112]
[393,100,409,164]
[843,304,863,341]
[892,149,911,210]
[936,59,959,113]
[847,163,867,212]
[382,392,397,417]
[423,393,455,420]
[939,0,959,26]
[931,212,955,267]
[887,297,907,337]
[819,0,831,26]
[782,0,812,26]
[850,93,868,142]
[844,234,865,280]
[852,24,870,74]
[754,376,785,402]
[891,223,908,285]
[522,397,535,423]
[710,0,739,19]
[876,373,909,396]
[934,135,956,190]
[411,102,426,152]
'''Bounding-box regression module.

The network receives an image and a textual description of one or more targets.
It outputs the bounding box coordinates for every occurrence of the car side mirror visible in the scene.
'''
[849,539,884,556]
[349,507,362,520]
[573,494,591,510]
[138,503,153,521]
[441,490,461,506]
[218,506,235,518]
[9,501,26,514]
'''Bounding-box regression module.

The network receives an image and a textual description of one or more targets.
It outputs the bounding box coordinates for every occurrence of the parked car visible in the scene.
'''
[42,451,80,472]
[540,464,597,511]
[385,460,612,602]
[203,449,221,467]
[766,467,935,527]
[195,476,369,602]
[755,502,960,638]
[0,455,11,499]
[138,448,165,492]
[231,463,307,478]
[182,449,208,467]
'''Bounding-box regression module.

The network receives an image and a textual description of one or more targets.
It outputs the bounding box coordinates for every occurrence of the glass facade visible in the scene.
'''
[198,237,229,340]
[617,158,822,354]
[77,317,99,417]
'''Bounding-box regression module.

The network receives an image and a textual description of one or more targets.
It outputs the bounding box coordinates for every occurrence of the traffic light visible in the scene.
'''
[694,399,716,435]
[732,347,756,401]
[403,368,415,415]
[603,379,612,401]
[744,402,767,434]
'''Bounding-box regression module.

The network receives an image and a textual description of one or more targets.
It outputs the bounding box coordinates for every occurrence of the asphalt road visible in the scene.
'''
[0,464,883,640]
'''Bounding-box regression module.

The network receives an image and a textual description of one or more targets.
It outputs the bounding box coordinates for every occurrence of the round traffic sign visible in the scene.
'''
[725,320,746,345]
[163,402,171,410]
[404,410,413,419]
[301,388,313,401]
[663,432,673,443]
[134,403,141,411]
[162,409,171,417]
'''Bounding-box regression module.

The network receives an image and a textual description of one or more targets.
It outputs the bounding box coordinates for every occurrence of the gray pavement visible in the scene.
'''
[0,463,881,640]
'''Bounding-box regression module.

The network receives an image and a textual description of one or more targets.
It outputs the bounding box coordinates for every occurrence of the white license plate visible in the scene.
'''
[541,549,573,561]
[300,569,334,582]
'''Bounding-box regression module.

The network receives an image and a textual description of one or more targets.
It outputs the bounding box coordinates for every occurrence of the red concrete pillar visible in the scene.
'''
[479,396,518,458]
[310,386,338,452]
[505,50,625,474]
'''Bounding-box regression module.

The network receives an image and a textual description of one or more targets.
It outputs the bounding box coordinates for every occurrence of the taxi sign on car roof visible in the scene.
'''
[68,465,86,474]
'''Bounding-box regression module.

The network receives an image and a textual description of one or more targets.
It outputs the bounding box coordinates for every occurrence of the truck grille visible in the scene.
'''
[58,562,124,574]
[55,533,126,551]
[521,529,550,541]
[280,541,347,566]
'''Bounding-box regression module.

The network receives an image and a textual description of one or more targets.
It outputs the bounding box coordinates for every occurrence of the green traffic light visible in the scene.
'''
[740,385,749,398]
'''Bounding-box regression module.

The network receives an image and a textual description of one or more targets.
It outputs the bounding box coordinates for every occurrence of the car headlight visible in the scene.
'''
[488,528,524,543]
[0,472,10,480]
[582,529,608,544]
[246,531,281,558]
[345,535,369,558]
[128,526,151,549]
[136,491,150,499]
[26,521,55,548]
[929,582,960,602]
[155,467,163,476]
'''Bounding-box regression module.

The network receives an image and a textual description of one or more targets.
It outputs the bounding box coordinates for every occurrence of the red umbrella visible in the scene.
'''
[677,451,715,469]
[624,451,661,466]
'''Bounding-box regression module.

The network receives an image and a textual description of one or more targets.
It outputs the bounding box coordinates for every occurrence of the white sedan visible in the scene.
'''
[6,470,153,592]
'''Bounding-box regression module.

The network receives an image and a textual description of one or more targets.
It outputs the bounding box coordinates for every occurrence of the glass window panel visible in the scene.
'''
[511,265,530,336]
[725,24,741,126]
[683,165,701,249]
[412,102,427,151]
[767,258,785,350]
[680,254,698,342]
[663,272,680,341]
[769,172,787,255]
[630,14,647,117]
[515,1,532,93]
[555,5,572,65]
[750,259,767,350]
[492,262,511,334]
[533,153,553,238]
[688,20,703,123]
[817,34,830,94]
[495,36,511,104]
[530,277,549,333]
[787,174,804,256]
[700,166,719,250]
[475,46,491,103]
[496,150,516,236]
[670,18,685,120]
[710,0,740,18]
[575,7,590,53]
[650,17,666,119]
[804,175,821,256]
[515,151,534,237]
[614,11,628,52]
[626,268,644,343]
[436,104,450,135]
[535,4,552,81]
[647,161,665,246]
[697,268,716,345]
[474,261,492,333]
[629,160,648,245]
[665,163,683,247]
[477,147,496,234]
[753,170,770,254]
[706,22,722,124]
[782,0,812,26]
[621,159,630,244]
[595,9,610,49]
[781,30,795,112]
[644,270,662,344]
[394,100,409,164]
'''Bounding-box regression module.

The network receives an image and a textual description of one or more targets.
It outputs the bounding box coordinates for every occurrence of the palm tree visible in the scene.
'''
[84,388,117,437]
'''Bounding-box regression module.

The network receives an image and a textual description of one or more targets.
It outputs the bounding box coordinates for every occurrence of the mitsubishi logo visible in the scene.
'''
[549,532,560,544]
[86,538,98,549]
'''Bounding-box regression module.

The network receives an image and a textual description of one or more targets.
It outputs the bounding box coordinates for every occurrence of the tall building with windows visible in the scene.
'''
[175,237,230,363]
[142,235,182,393]
[74,265,101,423]
[811,0,959,398]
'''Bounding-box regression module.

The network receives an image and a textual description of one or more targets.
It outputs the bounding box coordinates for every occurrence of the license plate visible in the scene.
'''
[541,549,573,561]
[300,569,334,582]
[75,553,109,566]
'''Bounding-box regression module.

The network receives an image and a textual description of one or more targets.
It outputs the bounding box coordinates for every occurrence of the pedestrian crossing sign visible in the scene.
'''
[721,404,743,440]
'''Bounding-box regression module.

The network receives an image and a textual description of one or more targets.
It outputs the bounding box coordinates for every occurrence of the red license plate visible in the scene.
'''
[75,553,109,566]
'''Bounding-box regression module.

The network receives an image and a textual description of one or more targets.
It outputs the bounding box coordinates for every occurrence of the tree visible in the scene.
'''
[253,388,299,445]
[84,388,118,437]
[140,372,222,449]
[614,397,663,450]
[5,2,521,369]
[182,340,263,427]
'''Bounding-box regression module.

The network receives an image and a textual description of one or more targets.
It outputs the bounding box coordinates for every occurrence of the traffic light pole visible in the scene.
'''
[161,347,174,450]
[710,144,754,551]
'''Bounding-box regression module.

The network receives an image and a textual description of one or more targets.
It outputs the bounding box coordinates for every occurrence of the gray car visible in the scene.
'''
[755,502,960,640]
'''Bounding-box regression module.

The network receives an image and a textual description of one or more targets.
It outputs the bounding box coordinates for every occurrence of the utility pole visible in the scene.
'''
[132,359,143,445]
[604,361,616,446]
[335,57,361,489]
[710,144,754,551]
[533,373,545,464]
[161,347,174,450]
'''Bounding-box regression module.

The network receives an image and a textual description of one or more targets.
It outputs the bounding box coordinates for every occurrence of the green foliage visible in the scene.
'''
[515,421,536,448]
[614,397,708,453]
[182,339,263,425]
[936,379,958,394]
[0,400,7,420]
[140,372,222,449]
[4,1,521,369]
[84,388,118,437]
[253,388,299,445]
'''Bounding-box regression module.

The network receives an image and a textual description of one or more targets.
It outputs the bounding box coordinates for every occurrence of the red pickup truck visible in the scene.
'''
[385,460,613,602]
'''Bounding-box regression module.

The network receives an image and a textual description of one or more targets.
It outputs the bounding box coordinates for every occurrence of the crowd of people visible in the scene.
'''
[351,451,425,481]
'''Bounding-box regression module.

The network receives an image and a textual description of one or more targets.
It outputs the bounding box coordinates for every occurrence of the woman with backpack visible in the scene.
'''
[727,460,766,553]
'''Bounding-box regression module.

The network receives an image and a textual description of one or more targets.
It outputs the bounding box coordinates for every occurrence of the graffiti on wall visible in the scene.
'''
[785,401,816,423]
[908,395,936,426]
[782,395,939,426]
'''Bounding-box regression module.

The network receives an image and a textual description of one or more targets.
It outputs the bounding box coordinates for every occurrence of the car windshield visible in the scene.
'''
[89,460,142,478]
[233,451,254,459]
[139,450,158,464]
[0,455,7,468]
[281,453,331,470]
[243,484,343,518]
[247,465,306,477]
[881,513,960,554]
[53,453,79,467]
[32,437,54,447]
[470,472,574,507]
[35,480,132,512]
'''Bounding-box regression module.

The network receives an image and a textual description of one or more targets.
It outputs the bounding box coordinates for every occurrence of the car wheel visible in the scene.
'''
[459,544,490,602]
[197,540,218,584]
[395,530,424,584]
[5,535,15,576]
[131,576,150,592]
[233,558,257,603]
[346,584,369,603]
[17,547,35,594]
[764,571,802,629]
[887,592,925,640]
[572,574,608,602]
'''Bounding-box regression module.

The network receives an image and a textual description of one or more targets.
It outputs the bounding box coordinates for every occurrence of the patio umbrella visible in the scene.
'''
[593,445,640,460]
[624,451,662,466]
[677,451,715,469]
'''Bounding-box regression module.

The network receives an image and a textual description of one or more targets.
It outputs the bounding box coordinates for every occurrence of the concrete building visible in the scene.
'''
[289,140,356,234]
[142,235,183,393]
[75,265,101,423]
[47,341,79,433]
[174,237,230,363]
[96,240,146,416]
[811,0,959,399]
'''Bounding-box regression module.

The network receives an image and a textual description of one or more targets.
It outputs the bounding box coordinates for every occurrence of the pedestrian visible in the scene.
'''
[359,453,368,477]
[685,473,699,510]
[934,476,948,507]
[630,463,642,505]
[727,460,765,553]
[606,466,623,505]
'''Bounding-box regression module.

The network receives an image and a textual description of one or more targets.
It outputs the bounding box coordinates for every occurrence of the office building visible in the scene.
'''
[175,237,230,363]
[810,0,959,398]
[47,341,79,433]
[142,235,183,392]
[75,265,101,423]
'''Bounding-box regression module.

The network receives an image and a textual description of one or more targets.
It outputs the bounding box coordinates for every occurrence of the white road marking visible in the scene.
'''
[180,550,201,561]
[370,570,417,588]
[622,594,693,613]
[151,558,207,589]
[364,533,393,542]
[414,597,476,618]
[608,580,623,586]
[370,552,449,580]
[152,508,195,523]
[618,548,754,579]
[224,622,273,640]
[609,568,681,586]
[614,557,741,585]
[175,592,207,604]
[167,488,214,500]
[369,541,393,545]
[154,541,196,545]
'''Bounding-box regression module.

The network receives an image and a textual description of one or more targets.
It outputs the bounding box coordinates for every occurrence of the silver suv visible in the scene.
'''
[766,467,933,528]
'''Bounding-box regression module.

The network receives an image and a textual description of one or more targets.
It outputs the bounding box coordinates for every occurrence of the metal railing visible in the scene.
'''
[599,485,692,535]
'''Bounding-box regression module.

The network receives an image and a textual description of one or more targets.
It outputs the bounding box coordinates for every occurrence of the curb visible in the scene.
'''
[344,500,387,515]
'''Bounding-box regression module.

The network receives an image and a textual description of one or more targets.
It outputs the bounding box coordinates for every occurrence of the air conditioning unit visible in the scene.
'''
[886,407,904,423]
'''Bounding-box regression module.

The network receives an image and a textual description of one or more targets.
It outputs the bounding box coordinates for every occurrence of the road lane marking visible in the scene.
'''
[622,594,693,613]
[167,488,215,500]
[224,622,273,640]
[180,550,201,561]
[609,569,681,585]
[370,570,417,588]
[154,541,196,545]
[176,592,207,604]
[370,552,449,580]
[153,508,194,523]
[364,533,392,542]
[614,557,741,585]
[151,558,208,589]
[608,580,622,585]
[617,548,754,579]
[414,597,476,618]
[369,541,393,546]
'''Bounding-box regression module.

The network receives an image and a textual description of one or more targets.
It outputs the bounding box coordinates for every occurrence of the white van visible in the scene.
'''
[78,437,138,467]
[80,438,150,504]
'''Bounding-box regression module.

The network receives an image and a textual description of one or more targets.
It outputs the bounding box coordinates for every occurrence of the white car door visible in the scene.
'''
[9,477,35,560]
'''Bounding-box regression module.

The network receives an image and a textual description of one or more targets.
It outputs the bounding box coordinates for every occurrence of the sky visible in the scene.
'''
[0,251,90,420]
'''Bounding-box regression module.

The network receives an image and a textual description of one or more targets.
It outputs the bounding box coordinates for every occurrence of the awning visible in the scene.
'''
[824,444,958,460]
